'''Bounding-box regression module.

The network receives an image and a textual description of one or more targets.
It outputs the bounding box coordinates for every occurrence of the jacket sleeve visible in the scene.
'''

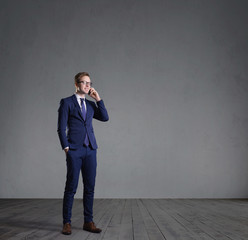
[93,99,109,122]
[57,99,69,149]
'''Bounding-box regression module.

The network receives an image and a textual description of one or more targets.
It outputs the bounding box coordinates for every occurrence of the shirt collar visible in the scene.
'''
[74,93,85,101]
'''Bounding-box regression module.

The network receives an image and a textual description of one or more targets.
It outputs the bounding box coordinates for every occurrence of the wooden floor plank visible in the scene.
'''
[142,199,198,240]
[155,199,218,240]
[118,199,134,240]
[86,199,122,240]
[137,199,166,240]
[131,199,150,240]
[0,199,61,240]
[1,199,248,240]
[102,199,126,240]
[178,199,248,240]
[166,199,245,240]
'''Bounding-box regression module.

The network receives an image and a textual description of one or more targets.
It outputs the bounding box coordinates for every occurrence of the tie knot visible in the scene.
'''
[80,98,85,103]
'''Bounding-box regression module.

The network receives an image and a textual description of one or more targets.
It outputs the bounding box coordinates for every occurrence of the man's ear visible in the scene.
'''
[75,83,78,91]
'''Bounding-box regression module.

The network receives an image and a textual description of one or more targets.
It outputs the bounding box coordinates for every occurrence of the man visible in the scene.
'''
[57,72,109,235]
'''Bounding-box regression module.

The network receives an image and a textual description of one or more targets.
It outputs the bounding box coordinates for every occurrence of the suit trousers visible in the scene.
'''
[63,145,97,224]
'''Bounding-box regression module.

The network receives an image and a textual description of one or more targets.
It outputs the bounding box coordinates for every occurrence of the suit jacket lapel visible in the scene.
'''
[85,99,90,122]
[72,94,85,122]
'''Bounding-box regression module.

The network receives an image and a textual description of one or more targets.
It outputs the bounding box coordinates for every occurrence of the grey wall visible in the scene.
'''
[0,0,248,198]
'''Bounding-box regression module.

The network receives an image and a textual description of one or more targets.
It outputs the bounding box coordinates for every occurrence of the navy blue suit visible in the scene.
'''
[57,94,109,224]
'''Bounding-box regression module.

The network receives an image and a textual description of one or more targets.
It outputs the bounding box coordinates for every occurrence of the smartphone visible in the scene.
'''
[88,89,92,95]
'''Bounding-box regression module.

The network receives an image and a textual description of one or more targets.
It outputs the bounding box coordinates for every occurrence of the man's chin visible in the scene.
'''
[76,90,87,95]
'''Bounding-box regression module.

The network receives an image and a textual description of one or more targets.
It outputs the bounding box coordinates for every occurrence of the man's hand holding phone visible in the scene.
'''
[88,87,101,102]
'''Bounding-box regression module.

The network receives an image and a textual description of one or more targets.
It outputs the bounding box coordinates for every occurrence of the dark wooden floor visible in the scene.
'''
[0,199,247,240]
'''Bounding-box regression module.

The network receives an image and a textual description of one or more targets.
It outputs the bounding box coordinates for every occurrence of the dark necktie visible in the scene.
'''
[80,98,89,146]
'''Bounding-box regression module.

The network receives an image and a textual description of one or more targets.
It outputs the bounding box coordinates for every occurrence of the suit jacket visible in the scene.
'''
[57,94,109,150]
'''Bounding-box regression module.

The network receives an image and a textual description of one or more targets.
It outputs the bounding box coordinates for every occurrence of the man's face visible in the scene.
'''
[76,76,91,94]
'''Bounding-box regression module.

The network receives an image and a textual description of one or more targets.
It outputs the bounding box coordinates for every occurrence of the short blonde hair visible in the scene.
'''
[74,72,90,84]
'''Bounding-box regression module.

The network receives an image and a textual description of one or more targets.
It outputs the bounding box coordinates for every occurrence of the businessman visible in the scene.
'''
[57,72,109,235]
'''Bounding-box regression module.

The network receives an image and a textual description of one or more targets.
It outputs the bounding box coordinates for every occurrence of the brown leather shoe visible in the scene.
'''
[83,222,102,233]
[62,223,71,235]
